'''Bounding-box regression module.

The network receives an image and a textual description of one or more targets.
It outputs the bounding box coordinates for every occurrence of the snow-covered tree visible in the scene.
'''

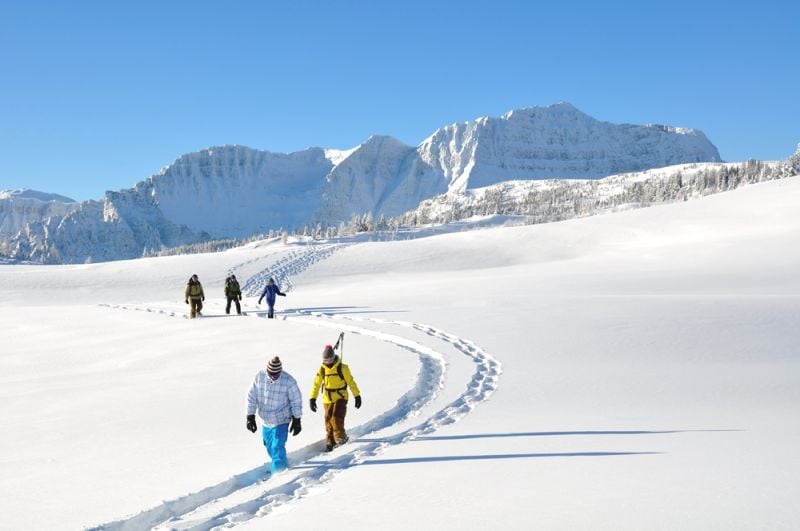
[790,144,800,173]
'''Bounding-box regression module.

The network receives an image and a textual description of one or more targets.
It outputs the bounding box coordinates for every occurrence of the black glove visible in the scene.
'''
[279,293,286,297]
[309,398,317,412]
[185,300,188,304]
[238,294,242,301]
[354,395,362,409]
[289,416,302,436]
[246,414,257,433]
[202,296,205,301]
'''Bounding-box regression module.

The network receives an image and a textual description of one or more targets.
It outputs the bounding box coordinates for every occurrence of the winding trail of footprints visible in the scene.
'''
[92,243,501,531]
[234,244,347,296]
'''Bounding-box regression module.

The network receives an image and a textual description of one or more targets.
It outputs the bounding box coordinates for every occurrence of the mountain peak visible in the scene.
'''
[0,188,77,203]
[360,135,409,148]
[501,102,588,121]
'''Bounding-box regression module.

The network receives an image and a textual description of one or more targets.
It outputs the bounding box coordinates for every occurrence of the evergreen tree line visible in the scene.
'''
[389,155,800,228]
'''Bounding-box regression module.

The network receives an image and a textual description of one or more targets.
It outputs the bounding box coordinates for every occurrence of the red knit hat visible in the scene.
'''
[322,345,336,363]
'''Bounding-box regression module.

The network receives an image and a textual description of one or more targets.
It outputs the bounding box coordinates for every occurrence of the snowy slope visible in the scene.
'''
[1,104,722,264]
[1,176,799,530]
[395,159,795,225]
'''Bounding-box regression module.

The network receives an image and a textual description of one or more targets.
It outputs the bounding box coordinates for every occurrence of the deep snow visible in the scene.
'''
[1,176,799,530]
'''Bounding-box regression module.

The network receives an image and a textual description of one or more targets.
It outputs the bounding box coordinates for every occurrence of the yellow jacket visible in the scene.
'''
[310,359,361,404]
[185,280,204,300]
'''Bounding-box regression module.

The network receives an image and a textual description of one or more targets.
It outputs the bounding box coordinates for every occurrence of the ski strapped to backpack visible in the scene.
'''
[333,331,344,360]
[320,332,347,401]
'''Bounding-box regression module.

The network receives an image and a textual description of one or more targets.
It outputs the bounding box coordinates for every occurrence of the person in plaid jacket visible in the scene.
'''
[246,356,303,474]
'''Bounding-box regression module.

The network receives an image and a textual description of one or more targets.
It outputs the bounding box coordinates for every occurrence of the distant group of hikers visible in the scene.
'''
[184,273,361,476]
[183,274,286,319]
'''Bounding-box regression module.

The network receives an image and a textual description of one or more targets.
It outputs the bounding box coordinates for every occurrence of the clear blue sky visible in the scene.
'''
[1,0,798,201]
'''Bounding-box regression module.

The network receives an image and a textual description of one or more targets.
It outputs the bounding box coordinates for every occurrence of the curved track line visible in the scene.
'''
[143,310,500,530]
[89,305,446,531]
[92,244,501,530]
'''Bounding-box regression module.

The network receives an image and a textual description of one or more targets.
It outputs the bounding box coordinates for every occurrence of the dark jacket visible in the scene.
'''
[225,278,241,297]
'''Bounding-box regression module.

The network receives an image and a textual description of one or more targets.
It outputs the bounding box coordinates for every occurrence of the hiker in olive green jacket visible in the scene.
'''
[309,344,362,451]
[224,274,242,315]
[184,274,205,318]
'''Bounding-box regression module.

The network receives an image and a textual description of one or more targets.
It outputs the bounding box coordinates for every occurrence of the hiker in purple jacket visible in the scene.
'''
[257,278,286,319]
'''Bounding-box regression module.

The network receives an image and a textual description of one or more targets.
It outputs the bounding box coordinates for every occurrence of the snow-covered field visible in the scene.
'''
[1,176,799,530]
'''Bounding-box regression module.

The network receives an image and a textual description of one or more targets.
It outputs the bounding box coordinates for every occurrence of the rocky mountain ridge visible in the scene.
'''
[0,103,722,263]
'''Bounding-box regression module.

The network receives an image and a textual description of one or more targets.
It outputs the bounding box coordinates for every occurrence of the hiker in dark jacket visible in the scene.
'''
[257,278,286,319]
[184,274,205,318]
[224,274,243,315]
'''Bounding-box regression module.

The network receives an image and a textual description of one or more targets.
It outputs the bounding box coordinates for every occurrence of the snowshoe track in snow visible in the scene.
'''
[92,245,500,530]
[232,244,347,297]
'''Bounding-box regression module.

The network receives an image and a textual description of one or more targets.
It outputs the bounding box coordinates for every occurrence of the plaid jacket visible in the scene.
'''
[246,370,303,427]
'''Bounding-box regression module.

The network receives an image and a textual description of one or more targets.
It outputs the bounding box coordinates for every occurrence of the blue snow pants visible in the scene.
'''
[262,423,289,474]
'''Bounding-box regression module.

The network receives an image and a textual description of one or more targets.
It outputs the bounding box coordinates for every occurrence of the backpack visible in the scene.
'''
[319,362,347,401]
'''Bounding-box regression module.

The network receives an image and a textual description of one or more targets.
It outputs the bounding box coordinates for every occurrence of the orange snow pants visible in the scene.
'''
[324,399,348,446]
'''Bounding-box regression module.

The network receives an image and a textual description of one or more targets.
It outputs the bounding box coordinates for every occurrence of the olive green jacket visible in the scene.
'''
[185,280,204,300]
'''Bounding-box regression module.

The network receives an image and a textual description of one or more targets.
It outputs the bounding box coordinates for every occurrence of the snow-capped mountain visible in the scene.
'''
[0,189,79,243]
[1,103,722,263]
[418,103,721,191]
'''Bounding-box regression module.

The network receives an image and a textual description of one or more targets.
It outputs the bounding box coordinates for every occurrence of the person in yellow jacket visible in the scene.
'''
[184,274,205,318]
[309,344,361,452]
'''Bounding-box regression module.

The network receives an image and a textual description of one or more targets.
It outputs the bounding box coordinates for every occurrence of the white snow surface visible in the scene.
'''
[1,176,799,530]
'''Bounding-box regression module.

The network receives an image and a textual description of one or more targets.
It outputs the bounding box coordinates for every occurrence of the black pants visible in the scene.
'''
[226,296,241,315]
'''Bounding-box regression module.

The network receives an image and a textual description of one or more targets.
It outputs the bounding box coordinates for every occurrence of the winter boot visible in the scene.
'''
[325,443,334,452]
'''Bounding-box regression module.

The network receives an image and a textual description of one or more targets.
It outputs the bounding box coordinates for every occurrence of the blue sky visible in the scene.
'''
[1,0,798,200]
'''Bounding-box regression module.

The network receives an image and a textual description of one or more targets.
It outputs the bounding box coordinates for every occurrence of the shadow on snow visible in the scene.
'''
[357,429,744,443]
[298,451,661,470]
